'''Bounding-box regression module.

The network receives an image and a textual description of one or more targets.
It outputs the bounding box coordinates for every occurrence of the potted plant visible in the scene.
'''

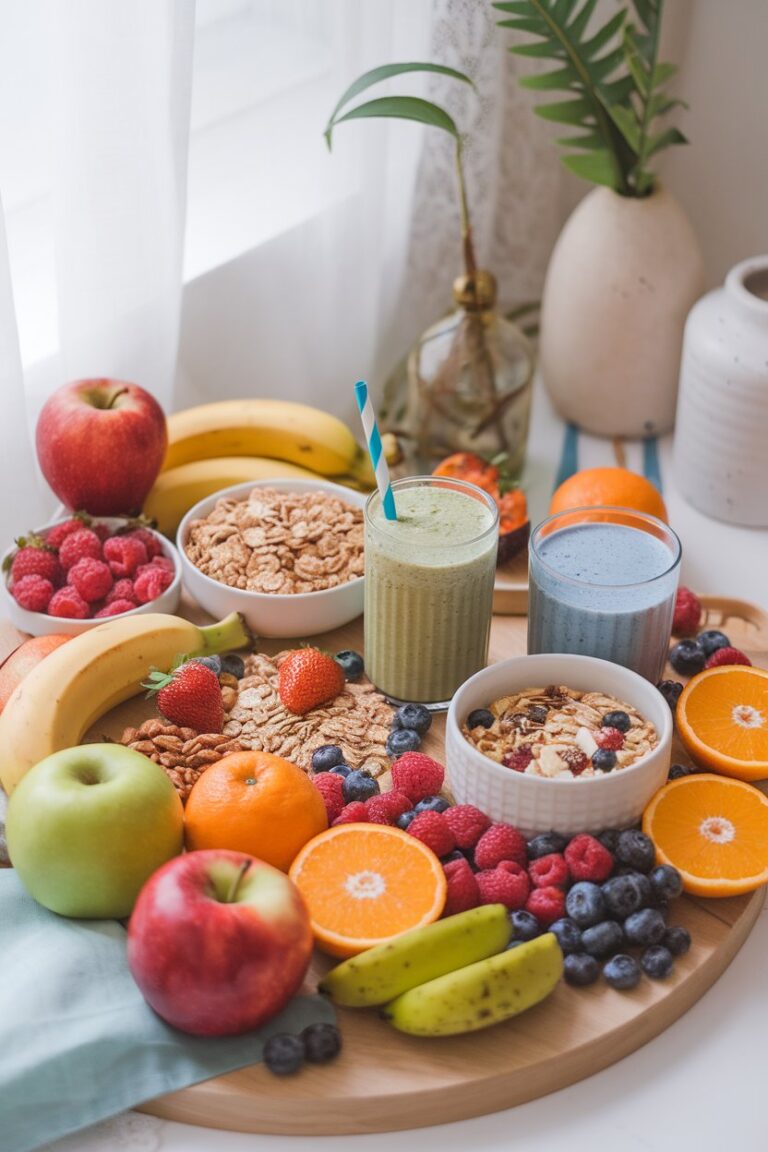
[495,0,705,437]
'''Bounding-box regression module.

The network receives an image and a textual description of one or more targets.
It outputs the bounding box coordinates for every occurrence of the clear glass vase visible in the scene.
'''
[382,271,535,476]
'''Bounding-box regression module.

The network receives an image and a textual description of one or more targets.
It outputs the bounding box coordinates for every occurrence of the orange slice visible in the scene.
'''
[676,665,768,781]
[642,773,768,896]
[288,823,446,958]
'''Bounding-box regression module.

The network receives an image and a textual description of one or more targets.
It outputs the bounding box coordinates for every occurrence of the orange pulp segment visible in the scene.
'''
[642,773,768,896]
[676,665,768,781]
[288,823,447,958]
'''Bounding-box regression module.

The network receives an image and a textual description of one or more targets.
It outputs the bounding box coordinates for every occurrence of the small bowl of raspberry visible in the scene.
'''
[1,516,181,636]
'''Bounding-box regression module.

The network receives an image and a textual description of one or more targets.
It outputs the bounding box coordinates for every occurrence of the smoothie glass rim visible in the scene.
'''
[530,505,682,590]
[365,475,500,548]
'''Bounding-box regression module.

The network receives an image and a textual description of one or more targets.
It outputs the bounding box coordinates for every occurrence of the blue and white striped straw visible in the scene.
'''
[354,380,397,521]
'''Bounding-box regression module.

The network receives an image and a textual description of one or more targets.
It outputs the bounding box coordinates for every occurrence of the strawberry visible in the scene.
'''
[277,647,345,715]
[144,660,224,733]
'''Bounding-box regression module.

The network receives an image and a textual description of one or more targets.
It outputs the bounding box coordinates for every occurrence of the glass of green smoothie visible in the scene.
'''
[364,476,499,705]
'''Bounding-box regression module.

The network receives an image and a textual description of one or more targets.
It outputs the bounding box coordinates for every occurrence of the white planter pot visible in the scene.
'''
[673,255,768,526]
[540,186,705,438]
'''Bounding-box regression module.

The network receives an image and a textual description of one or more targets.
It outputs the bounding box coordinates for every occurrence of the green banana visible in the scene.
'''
[380,932,563,1037]
[319,904,512,1007]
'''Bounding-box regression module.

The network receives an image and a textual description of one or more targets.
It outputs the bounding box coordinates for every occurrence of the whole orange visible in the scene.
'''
[184,750,328,871]
[549,467,668,523]
[0,634,72,713]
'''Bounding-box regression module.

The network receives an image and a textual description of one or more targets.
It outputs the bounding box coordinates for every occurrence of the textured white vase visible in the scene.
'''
[540,185,705,437]
[673,255,768,526]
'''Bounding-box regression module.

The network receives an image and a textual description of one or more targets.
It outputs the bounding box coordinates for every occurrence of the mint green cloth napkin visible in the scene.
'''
[0,870,334,1152]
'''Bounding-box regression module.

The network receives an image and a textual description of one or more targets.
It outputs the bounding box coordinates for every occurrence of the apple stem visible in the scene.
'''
[225,859,252,903]
[106,388,129,409]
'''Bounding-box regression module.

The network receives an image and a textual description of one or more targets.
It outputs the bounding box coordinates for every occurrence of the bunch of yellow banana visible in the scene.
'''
[0,611,251,794]
[320,904,563,1036]
[142,398,387,535]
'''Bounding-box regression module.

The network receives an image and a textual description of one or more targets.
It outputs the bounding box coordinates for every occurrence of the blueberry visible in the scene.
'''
[601,874,647,918]
[335,650,364,681]
[549,918,583,955]
[581,920,624,958]
[592,748,617,773]
[311,744,344,773]
[649,864,683,901]
[329,764,352,778]
[623,907,667,947]
[565,881,606,928]
[603,953,642,991]
[219,653,245,679]
[640,944,674,979]
[397,809,419,831]
[393,703,433,735]
[414,795,450,814]
[508,909,542,941]
[342,770,379,803]
[697,629,731,658]
[662,925,691,956]
[193,655,222,674]
[596,828,621,855]
[669,639,706,676]
[657,679,684,711]
[668,762,698,781]
[301,1022,342,1064]
[563,953,601,987]
[616,829,656,873]
[386,728,422,758]
[466,708,495,730]
[263,1033,304,1076]
[527,831,569,860]
[602,710,630,733]
[441,849,466,865]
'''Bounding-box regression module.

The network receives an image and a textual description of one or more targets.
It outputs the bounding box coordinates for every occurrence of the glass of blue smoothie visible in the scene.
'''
[527,506,681,682]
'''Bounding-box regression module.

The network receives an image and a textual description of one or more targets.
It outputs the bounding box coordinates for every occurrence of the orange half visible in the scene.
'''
[676,665,768,781]
[642,773,768,896]
[288,823,447,958]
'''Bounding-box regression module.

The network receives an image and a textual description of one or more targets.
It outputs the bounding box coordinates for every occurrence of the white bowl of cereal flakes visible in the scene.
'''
[445,653,673,838]
[177,479,366,638]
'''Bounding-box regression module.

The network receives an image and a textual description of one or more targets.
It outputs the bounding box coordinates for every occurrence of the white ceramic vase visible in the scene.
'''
[673,255,768,526]
[539,185,705,438]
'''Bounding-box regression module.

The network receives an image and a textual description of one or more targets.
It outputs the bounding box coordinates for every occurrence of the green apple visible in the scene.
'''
[6,743,184,918]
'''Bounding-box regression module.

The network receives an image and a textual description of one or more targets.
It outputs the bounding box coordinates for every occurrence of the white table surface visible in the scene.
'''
[40,380,768,1152]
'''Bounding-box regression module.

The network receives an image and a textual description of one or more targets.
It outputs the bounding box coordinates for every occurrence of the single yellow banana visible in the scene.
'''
[319,904,512,1007]
[143,455,324,536]
[0,612,251,794]
[380,932,563,1036]
[163,400,362,476]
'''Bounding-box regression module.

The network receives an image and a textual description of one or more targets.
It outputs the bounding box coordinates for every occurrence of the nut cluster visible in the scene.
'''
[120,719,243,800]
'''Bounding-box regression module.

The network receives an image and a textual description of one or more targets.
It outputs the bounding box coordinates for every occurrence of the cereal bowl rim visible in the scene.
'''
[176,478,367,604]
[446,652,673,787]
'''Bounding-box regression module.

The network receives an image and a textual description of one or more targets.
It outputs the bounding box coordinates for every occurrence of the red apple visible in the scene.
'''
[127,849,314,1036]
[35,378,167,516]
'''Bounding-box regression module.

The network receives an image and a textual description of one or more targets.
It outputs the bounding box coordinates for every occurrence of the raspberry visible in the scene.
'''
[594,727,625,751]
[58,529,103,570]
[312,772,345,823]
[68,558,113,603]
[47,585,90,619]
[705,646,752,669]
[105,578,137,605]
[11,574,54,612]
[525,885,565,926]
[10,545,61,586]
[476,861,530,911]
[443,804,491,849]
[103,535,148,577]
[672,586,702,636]
[124,527,163,559]
[528,852,570,890]
[133,565,174,604]
[407,811,455,857]
[332,801,369,825]
[560,747,590,775]
[390,752,444,803]
[442,857,481,915]
[474,823,528,870]
[502,747,533,772]
[94,599,137,617]
[147,554,175,572]
[44,517,89,549]
[364,790,411,825]
[564,833,614,883]
[92,522,112,542]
